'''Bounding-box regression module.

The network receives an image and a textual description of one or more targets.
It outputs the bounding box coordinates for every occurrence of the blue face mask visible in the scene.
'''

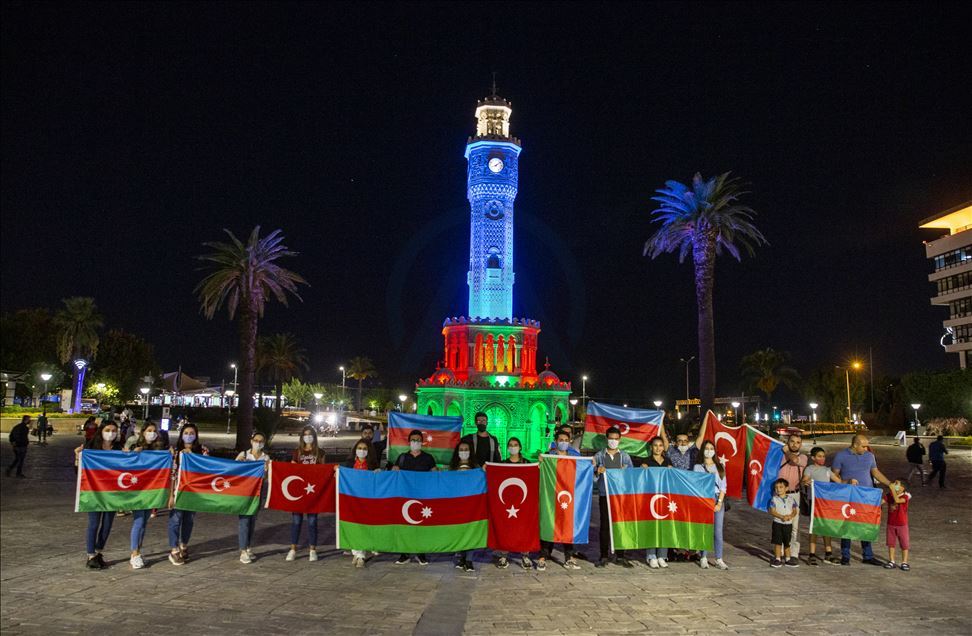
[557,441,570,451]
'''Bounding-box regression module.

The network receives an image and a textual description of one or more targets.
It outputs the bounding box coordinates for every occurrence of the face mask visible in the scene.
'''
[410,441,423,452]
[302,434,314,444]
[677,444,690,452]
[607,439,620,450]
[703,449,716,459]
[252,442,264,451]
[144,431,158,442]
[183,433,196,443]
[102,430,117,441]
[355,449,368,459]
[557,441,570,452]
[458,450,471,461]
[508,446,520,456]
[814,455,825,465]
[476,423,487,433]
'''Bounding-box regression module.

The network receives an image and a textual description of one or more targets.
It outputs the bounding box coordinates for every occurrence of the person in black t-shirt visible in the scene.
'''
[460,411,502,465]
[391,429,437,565]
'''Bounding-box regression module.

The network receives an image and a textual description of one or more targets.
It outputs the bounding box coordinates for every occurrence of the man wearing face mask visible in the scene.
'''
[538,430,582,570]
[359,424,386,466]
[593,427,634,568]
[460,412,502,465]
[390,429,437,565]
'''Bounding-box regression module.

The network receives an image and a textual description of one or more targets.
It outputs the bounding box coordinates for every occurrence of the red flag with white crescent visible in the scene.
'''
[265,462,337,514]
[701,410,746,498]
[485,462,540,552]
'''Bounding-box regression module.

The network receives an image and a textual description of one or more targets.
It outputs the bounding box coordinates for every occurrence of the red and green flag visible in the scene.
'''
[582,402,663,458]
[387,412,462,466]
[76,450,172,512]
[336,467,487,552]
[744,425,784,512]
[810,481,882,541]
[174,453,265,515]
[539,455,594,544]
[604,467,715,551]
[701,410,746,498]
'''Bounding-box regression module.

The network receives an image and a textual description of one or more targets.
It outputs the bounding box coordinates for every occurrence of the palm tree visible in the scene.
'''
[53,297,103,413]
[258,333,308,415]
[740,348,800,403]
[346,356,377,411]
[196,227,307,448]
[644,173,766,411]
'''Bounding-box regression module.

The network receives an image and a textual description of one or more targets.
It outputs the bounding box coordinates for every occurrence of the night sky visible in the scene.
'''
[2,2,969,407]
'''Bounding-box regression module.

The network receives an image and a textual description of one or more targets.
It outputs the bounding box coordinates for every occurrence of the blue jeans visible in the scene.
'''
[168,509,195,548]
[702,506,724,559]
[841,539,873,561]
[239,514,257,550]
[130,509,152,551]
[291,514,318,546]
[646,548,669,559]
[86,512,114,554]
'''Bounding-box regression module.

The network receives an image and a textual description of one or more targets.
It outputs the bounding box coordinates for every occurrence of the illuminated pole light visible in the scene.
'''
[569,398,578,422]
[398,394,408,412]
[72,359,88,414]
[581,375,588,412]
[731,401,740,424]
[910,403,921,432]
[809,402,817,439]
[140,386,151,420]
[653,400,663,409]
[339,366,346,402]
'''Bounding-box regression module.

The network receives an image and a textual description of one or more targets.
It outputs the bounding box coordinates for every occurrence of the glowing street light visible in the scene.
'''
[569,398,578,421]
[398,393,408,411]
[836,362,862,425]
[653,400,663,409]
[809,402,818,439]
[339,366,347,401]
[581,375,589,411]
[140,386,150,419]
[910,403,921,432]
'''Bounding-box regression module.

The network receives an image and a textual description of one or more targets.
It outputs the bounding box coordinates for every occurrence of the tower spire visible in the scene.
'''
[491,72,497,97]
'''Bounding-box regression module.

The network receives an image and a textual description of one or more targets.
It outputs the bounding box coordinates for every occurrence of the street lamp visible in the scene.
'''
[226,363,239,433]
[836,362,861,425]
[398,393,408,411]
[910,403,921,432]
[140,386,150,419]
[581,375,589,411]
[569,398,578,422]
[808,402,818,439]
[679,357,695,401]
[39,372,52,411]
[731,400,740,424]
[339,366,346,401]
[653,400,663,409]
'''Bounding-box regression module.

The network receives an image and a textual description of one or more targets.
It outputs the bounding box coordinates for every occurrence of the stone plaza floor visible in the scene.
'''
[1,434,969,635]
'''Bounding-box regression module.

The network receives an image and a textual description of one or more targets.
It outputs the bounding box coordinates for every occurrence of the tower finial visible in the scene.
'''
[491,72,497,97]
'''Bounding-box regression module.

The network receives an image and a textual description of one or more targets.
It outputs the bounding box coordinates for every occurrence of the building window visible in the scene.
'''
[937,271,972,295]
[932,246,972,272]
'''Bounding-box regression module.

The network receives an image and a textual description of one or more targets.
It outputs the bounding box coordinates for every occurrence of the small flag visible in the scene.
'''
[485,462,540,552]
[582,402,663,458]
[605,467,715,551]
[539,455,594,544]
[810,481,882,541]
[387,412,462,466]
[745,425,784,512]
[336,467,487,553]
[701,410,746,498]
[265,462,337,514]
[174,453,265,515]
[76,450,172,512]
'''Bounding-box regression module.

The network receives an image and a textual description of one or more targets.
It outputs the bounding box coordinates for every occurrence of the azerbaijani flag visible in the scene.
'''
[744,425,784,512]
[810,481,882,541]
[539,455,594,544]
[336,467,487,552]
[582,402,663,457]
[76,450,172,512]
[174,453,265,515]
[605,467,715,551]
[387,412,463,466]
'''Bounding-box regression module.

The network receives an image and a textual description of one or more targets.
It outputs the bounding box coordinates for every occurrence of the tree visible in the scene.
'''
[96,329,161,400]
[0,308,58,370]
[740,348,800,403]
[346,356,377,411]
[196,227,308,449]
[901,369,972,419]
[282,378,313,408]
[258,333,308,415]
[53,297,103,412]
[644,173,766,411]
[803,366,865,423]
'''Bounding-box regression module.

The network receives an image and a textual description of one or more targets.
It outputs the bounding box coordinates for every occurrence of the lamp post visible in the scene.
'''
[679,356,695,402]
[910,403,921,433]
[339,366,346,402]
[836,361,861,426]
[140,387,150,419]
[731,400,740,425]
[398,394,408,412]
[581,375,588,412]
[226,363,238,434]
[569,398,578,422]
[808,402,817,439]
[39,372,52,412]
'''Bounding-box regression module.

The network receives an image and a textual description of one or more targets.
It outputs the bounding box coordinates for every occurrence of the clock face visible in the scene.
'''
[488,157,504,173]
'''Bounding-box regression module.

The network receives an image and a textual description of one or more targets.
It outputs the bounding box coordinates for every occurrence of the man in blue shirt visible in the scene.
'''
[927,435,949,488]
[831,434,893,566]
[593,427,634,568]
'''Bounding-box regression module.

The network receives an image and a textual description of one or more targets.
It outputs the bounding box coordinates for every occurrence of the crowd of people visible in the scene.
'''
[5,411,947,574]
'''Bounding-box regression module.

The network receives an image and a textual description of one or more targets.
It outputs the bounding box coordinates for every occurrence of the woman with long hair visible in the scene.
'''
[287,426,327,562]
[127,421,168,569]
[449,440,479,572]
[235,431,270,564]
[693,439,728,570]
[75,421,123,569]
[167,424,208,566]
[344,437,380,567]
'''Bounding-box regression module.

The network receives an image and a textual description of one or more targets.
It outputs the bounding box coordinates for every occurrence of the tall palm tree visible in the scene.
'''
[196,227,307,448]
[53,297,103,413]
[644,173,766,411]
[258,333,308,415]
[346,356,377,411]
[740,348,800,403]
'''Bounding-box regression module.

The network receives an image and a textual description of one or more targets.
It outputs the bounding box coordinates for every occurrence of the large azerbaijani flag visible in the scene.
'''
[336,467,487,552]
[76,450,172,512]
[810,481,882,541]
[387,412,463,466]
[744,425,785,512]
[582,402,664,458]
[174,453,265,515]
[539,455,594,544]
[605,467,715,551]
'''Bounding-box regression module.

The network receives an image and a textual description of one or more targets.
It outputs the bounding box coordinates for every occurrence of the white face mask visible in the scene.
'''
[508,446,520,456]
[302,434,314,444]
[355,449,368,459]
[677,444,690,452]
[144,431,158,442]
[183,433,196,443]
[409,441,423,452]
[102,430,117,441]
[458,450,471,461]
[607,439,620,450]
[557,441,570,452]
[252,442,264,451]
[703,449,716,459]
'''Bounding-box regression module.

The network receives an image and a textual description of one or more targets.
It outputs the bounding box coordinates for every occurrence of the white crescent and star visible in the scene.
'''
[556,490,573,510]
[714,431,739,465]
[840,503,857,519]
[401,499,434,525]
[281,475,306,501]
[617,423,630,435]
[749,459,762,476]
[210,476,230,492]
[649,494,670,520]
[498,477,528,518]
[117,472,137,489]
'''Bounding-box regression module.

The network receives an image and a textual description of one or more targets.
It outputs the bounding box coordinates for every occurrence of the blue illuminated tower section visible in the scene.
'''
[464,94,522,320]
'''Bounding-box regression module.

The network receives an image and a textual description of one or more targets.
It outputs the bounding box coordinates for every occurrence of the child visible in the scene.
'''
[769,478,799,568]
[801,446,843,565]
[883,478,912,571]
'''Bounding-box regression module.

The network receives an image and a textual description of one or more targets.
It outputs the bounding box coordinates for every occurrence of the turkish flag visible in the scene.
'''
[265,462,337,514]
[485,462,540,552]
[701,410,746,499]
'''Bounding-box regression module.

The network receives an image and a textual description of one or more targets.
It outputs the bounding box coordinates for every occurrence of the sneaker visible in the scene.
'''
[179,546,189,562]
[240,551,252,564]
[884,561,897,569]
[168,551,185,566]
[395,554,410,565]
[657,558,668,569]
[86,556,101,569]
[564,558,581,570]
[309,549,318,562]
[462,560,475,572]
[95,553,107,569]
[285,549,297,562]
[770,558,783,568]
[520,556,532,569]
[840,557,850,566]
[454,558,464,569]
[714,558,729,570]
[416,554,429,565]
[647,557,659,569]
[900,563,910,571]
[536,558,546,571]
[245,548,255,560]
[808,554,819,566]
[699,557,709,569]
[353,557,365,568]
[862,558,883,566]
[595,558,609,568]
[785,557,799,568]
[496,556,509,569]
[824,553,839,565]
[130,555,145,569]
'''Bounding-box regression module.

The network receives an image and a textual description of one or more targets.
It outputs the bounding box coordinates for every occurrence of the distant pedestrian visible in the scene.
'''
[927,435,948,488]
[36,412,49,445]
[905,437,926,486]
[7,415,30,477]
[82,416,98,442]
[883,478,912,571]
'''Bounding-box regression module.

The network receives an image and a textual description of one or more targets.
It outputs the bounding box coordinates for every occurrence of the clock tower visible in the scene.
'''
[464,93,522,321]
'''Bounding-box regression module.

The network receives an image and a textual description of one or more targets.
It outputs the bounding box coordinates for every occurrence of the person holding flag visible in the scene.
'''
[286,426,327,563]
[235,432,271,564]
[128,421,168,569]
[777,433,808,561]
[344,437,380,567]
[538,429,582,571]
[491,436,536,570]
[449,441,480,572]
[390,429,438,565]
[167,424,208,566]
[830,434,893,565]
[663,414,709,471]
[693,440,729,570]
[76,421,124,569]
[594,426,634,568]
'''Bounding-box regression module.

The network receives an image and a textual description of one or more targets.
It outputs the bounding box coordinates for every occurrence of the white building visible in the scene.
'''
[920,201,972,368]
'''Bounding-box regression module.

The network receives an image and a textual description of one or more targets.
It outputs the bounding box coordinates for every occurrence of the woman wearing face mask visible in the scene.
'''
[491,437,535,570]
[449,441,480,572]
[127,422,168,569]
[538,430,582,571]
[76,422,124,569]
[167,424,208,566]
[640,436,672,568]
[343,438,380,567]
[286,426,327,562]
[693,440,729,570]
[235,432,270,564]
